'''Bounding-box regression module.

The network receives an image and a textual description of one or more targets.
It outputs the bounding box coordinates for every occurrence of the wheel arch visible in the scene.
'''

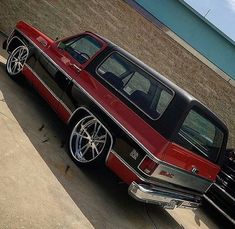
[67,106,115,164]
[6,36,28,53]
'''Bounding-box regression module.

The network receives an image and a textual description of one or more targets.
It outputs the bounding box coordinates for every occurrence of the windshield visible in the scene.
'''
[62,35,102,64]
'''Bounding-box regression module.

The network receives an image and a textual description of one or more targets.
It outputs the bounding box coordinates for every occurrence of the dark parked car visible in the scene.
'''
[2,21,229,209]
[204,149,235,224]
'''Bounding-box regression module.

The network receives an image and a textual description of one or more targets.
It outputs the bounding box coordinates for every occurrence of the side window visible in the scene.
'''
[97,52,174,119]
[63,35,102,64]
[98,53,127,76]
[156,90,172,114]
[123,72,150,95]
[178,109,224,162]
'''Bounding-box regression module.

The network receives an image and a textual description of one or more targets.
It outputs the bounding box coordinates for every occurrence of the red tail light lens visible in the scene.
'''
[139,156,158,175]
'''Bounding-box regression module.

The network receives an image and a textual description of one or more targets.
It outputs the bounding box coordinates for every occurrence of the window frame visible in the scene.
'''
[95,51,175,121]
[177,107,225,162]
[57,33,105,67]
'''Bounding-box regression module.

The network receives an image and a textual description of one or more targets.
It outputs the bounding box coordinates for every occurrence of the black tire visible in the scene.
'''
[67,115,112,167]
[6,45,29,80]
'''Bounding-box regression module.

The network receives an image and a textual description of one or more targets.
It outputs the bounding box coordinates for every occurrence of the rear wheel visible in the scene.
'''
[6,45,29,79]
[68,115,112,167]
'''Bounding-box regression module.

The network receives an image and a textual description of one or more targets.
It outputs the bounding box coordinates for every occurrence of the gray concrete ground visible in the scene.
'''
[0,35,233,228]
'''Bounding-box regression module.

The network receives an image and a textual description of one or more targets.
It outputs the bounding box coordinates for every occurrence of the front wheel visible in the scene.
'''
[68,115,112,167]
[6,45,29,79]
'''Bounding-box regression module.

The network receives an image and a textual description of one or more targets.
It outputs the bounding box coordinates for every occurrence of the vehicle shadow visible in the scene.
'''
[0,61,221,229]
[192,201,234,228]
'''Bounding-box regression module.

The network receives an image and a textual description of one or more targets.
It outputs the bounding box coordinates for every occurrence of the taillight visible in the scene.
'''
[139,156,158,175]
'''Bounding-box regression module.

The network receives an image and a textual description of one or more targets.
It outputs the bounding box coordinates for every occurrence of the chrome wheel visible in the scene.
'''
[69,116,109,163]
[6,46,29,76]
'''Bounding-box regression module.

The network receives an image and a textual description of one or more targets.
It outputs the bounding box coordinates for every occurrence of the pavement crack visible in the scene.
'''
[38,124,45,131]
[65,165,70,175]
[42,137,49,143]
[60,140,65,148]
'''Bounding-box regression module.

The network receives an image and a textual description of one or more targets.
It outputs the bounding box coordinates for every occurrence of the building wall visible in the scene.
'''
[135,0,235,81]
[0,0,234,147]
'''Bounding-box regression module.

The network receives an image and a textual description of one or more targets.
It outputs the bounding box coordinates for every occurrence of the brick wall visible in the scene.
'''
[0,0,234,147]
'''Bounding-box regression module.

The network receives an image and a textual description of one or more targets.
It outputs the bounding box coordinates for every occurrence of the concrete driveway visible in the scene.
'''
[0,36,233,228]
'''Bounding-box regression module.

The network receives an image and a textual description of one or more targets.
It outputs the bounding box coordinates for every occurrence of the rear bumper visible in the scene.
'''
[128,182,201,209]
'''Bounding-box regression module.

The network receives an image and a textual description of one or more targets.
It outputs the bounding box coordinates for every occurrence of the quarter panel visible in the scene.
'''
[162,142,220,181]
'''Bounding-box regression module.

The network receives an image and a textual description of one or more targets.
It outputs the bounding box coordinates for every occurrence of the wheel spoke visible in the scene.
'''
[94,133,107,141]
[20,53,28,61]
[12,63,17,73]
[11,57,18,63]
[73,131,89,140]
[91,147,96,158]
[80,142,90,151]
[81,145,90,157]
[80,124,92,139]
[18,62,23,69]
[91,120,98,137]
[93,144,100,156]
[93,139,106,144]
[18,48,24,58]
[93,124,102,139]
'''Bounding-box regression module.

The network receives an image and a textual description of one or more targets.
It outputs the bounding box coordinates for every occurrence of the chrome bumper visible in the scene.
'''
[128,182,201,209]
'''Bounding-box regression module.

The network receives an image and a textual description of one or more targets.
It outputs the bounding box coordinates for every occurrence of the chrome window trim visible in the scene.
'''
[95,51,175,121]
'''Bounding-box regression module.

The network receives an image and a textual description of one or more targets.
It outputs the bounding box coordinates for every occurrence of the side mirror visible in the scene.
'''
[58,41,66,50]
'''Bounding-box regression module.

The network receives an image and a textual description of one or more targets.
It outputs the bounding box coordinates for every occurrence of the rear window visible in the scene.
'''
[97,52,174,119]
[179,109,224,162]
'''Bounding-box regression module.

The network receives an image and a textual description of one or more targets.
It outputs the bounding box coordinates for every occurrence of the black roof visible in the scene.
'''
[90,31,228,141]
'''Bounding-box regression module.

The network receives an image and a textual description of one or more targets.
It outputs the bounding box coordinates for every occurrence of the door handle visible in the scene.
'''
[191,167,199,175]
[37,37,48,47]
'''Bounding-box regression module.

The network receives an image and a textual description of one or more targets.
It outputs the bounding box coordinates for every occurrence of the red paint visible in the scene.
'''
[106,152,141,185]
[162,142,220,181]
[22,65,37,85]
[57,103,71,123]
